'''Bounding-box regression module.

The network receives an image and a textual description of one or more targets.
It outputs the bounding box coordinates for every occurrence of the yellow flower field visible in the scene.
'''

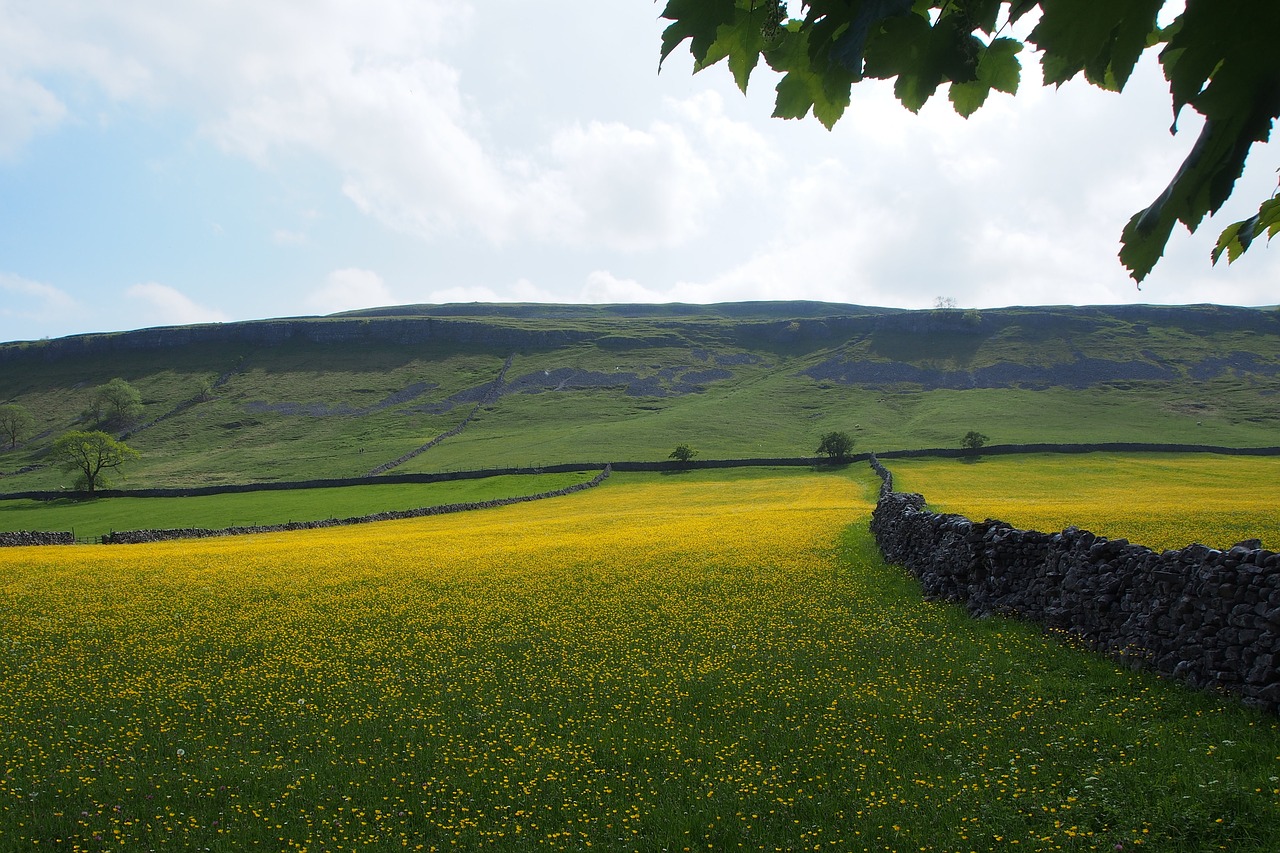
[1,468,1277,851]
[888,453,1280,551]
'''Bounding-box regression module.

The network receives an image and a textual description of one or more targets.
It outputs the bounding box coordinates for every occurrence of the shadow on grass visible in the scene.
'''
[0,496,100,513]
[809,461,855,474]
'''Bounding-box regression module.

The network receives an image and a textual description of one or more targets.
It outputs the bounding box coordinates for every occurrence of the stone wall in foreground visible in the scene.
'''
[868,455,1280,713]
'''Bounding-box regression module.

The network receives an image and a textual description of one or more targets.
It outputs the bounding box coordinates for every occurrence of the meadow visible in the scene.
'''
[887,453,1280,551]
[0,471,595,540]
[1,469,1277,851]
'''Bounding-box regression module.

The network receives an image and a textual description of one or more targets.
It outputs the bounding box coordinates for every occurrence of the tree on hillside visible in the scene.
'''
[0,403,35,450]
[659,1,1280,282]
[51,430,139,493]
[961,430,989,453]
[85,378,143,427]
[816,430,855,462]
[669,443,698,465]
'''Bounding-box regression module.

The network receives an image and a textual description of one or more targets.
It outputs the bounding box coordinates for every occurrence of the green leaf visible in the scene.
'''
[983,37,1023,95]
[1159,1,1251,125]
[1266,197,1280,240]
[1119,1,1280,282]
[659,0,738,68]
[948,80,989,117]
[862,12,932,81]
[877,14,983,113]
[826,0,914,77]
[1029,0,1162,90]
[1210,219,1251,265]
[769,25,855,128]
[698,6,768,91]
[1211,197,1280,265]
[863,13,947,112]
[950,35,1024,116]
[1119,207,1174,284]
[964,0,1005,35]
[1007,0,1039,25]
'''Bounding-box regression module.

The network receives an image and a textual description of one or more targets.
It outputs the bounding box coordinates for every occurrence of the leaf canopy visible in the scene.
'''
[51,429,140,492]
[658,0,1280,283]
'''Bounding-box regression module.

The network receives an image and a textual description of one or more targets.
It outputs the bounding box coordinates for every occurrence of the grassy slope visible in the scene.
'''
[1,304,1277,493]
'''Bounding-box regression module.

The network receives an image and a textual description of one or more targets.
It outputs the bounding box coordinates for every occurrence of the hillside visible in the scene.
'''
[1,302,1277,491]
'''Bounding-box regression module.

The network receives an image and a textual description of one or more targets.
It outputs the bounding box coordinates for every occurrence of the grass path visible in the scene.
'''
[1,469,1276,851]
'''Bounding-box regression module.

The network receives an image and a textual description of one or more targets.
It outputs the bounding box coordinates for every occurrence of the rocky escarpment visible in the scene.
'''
[246,381,438,418]
[0,317,596,362]
[415,364,739,413]
[803,354,1185,389]
[804,349,1280,390]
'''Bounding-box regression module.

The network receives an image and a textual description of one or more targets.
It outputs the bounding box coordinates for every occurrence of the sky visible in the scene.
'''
[1,0,1277,344]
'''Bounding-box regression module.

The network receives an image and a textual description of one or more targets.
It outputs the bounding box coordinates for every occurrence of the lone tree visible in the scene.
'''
[51,430,139,493]
[659,1,1280,282]
[669,443,698,465]
[961,430,989,452]
[85,378,143,427]
[0,403,35,450]
[816,430,855,462]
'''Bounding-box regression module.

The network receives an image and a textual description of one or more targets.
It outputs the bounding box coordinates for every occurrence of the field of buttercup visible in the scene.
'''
[887,453,1280,552]
[2,468,1278,851]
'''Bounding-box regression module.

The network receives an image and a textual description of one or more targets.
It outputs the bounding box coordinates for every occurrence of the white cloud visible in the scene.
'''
[0,72,67,159]
[0,2,785,255]
[1,0,1275,335]
[272,229,308,246]
[126,283,228,326]
[580,270,668,304]
[422,284,504,305]
[668,91,781,187]
[522,118,716,251]
[1,273,76,310]
[650,44,1280,311]
[308,268,394,314]
[0,273,84,342]
[519,93,779,252]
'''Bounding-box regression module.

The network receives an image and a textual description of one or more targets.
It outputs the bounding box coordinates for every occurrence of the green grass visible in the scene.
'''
[386,377,1277,474]
[0,472,595,539]
[888,453,1280,551]
[1,470,1277,851]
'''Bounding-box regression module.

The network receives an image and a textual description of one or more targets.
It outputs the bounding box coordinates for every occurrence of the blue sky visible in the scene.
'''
[1,0,1277,344]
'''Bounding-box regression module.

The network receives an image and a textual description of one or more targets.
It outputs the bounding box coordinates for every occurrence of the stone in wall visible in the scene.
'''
[1,531,75,547]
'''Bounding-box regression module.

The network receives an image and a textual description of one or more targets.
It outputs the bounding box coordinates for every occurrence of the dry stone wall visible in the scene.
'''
[0,531,75,547]
[100,466,611,544]
[867,455,1280,713]
[364,355,515,477]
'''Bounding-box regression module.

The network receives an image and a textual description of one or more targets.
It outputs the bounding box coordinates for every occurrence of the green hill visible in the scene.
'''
[1,302,1277,491]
